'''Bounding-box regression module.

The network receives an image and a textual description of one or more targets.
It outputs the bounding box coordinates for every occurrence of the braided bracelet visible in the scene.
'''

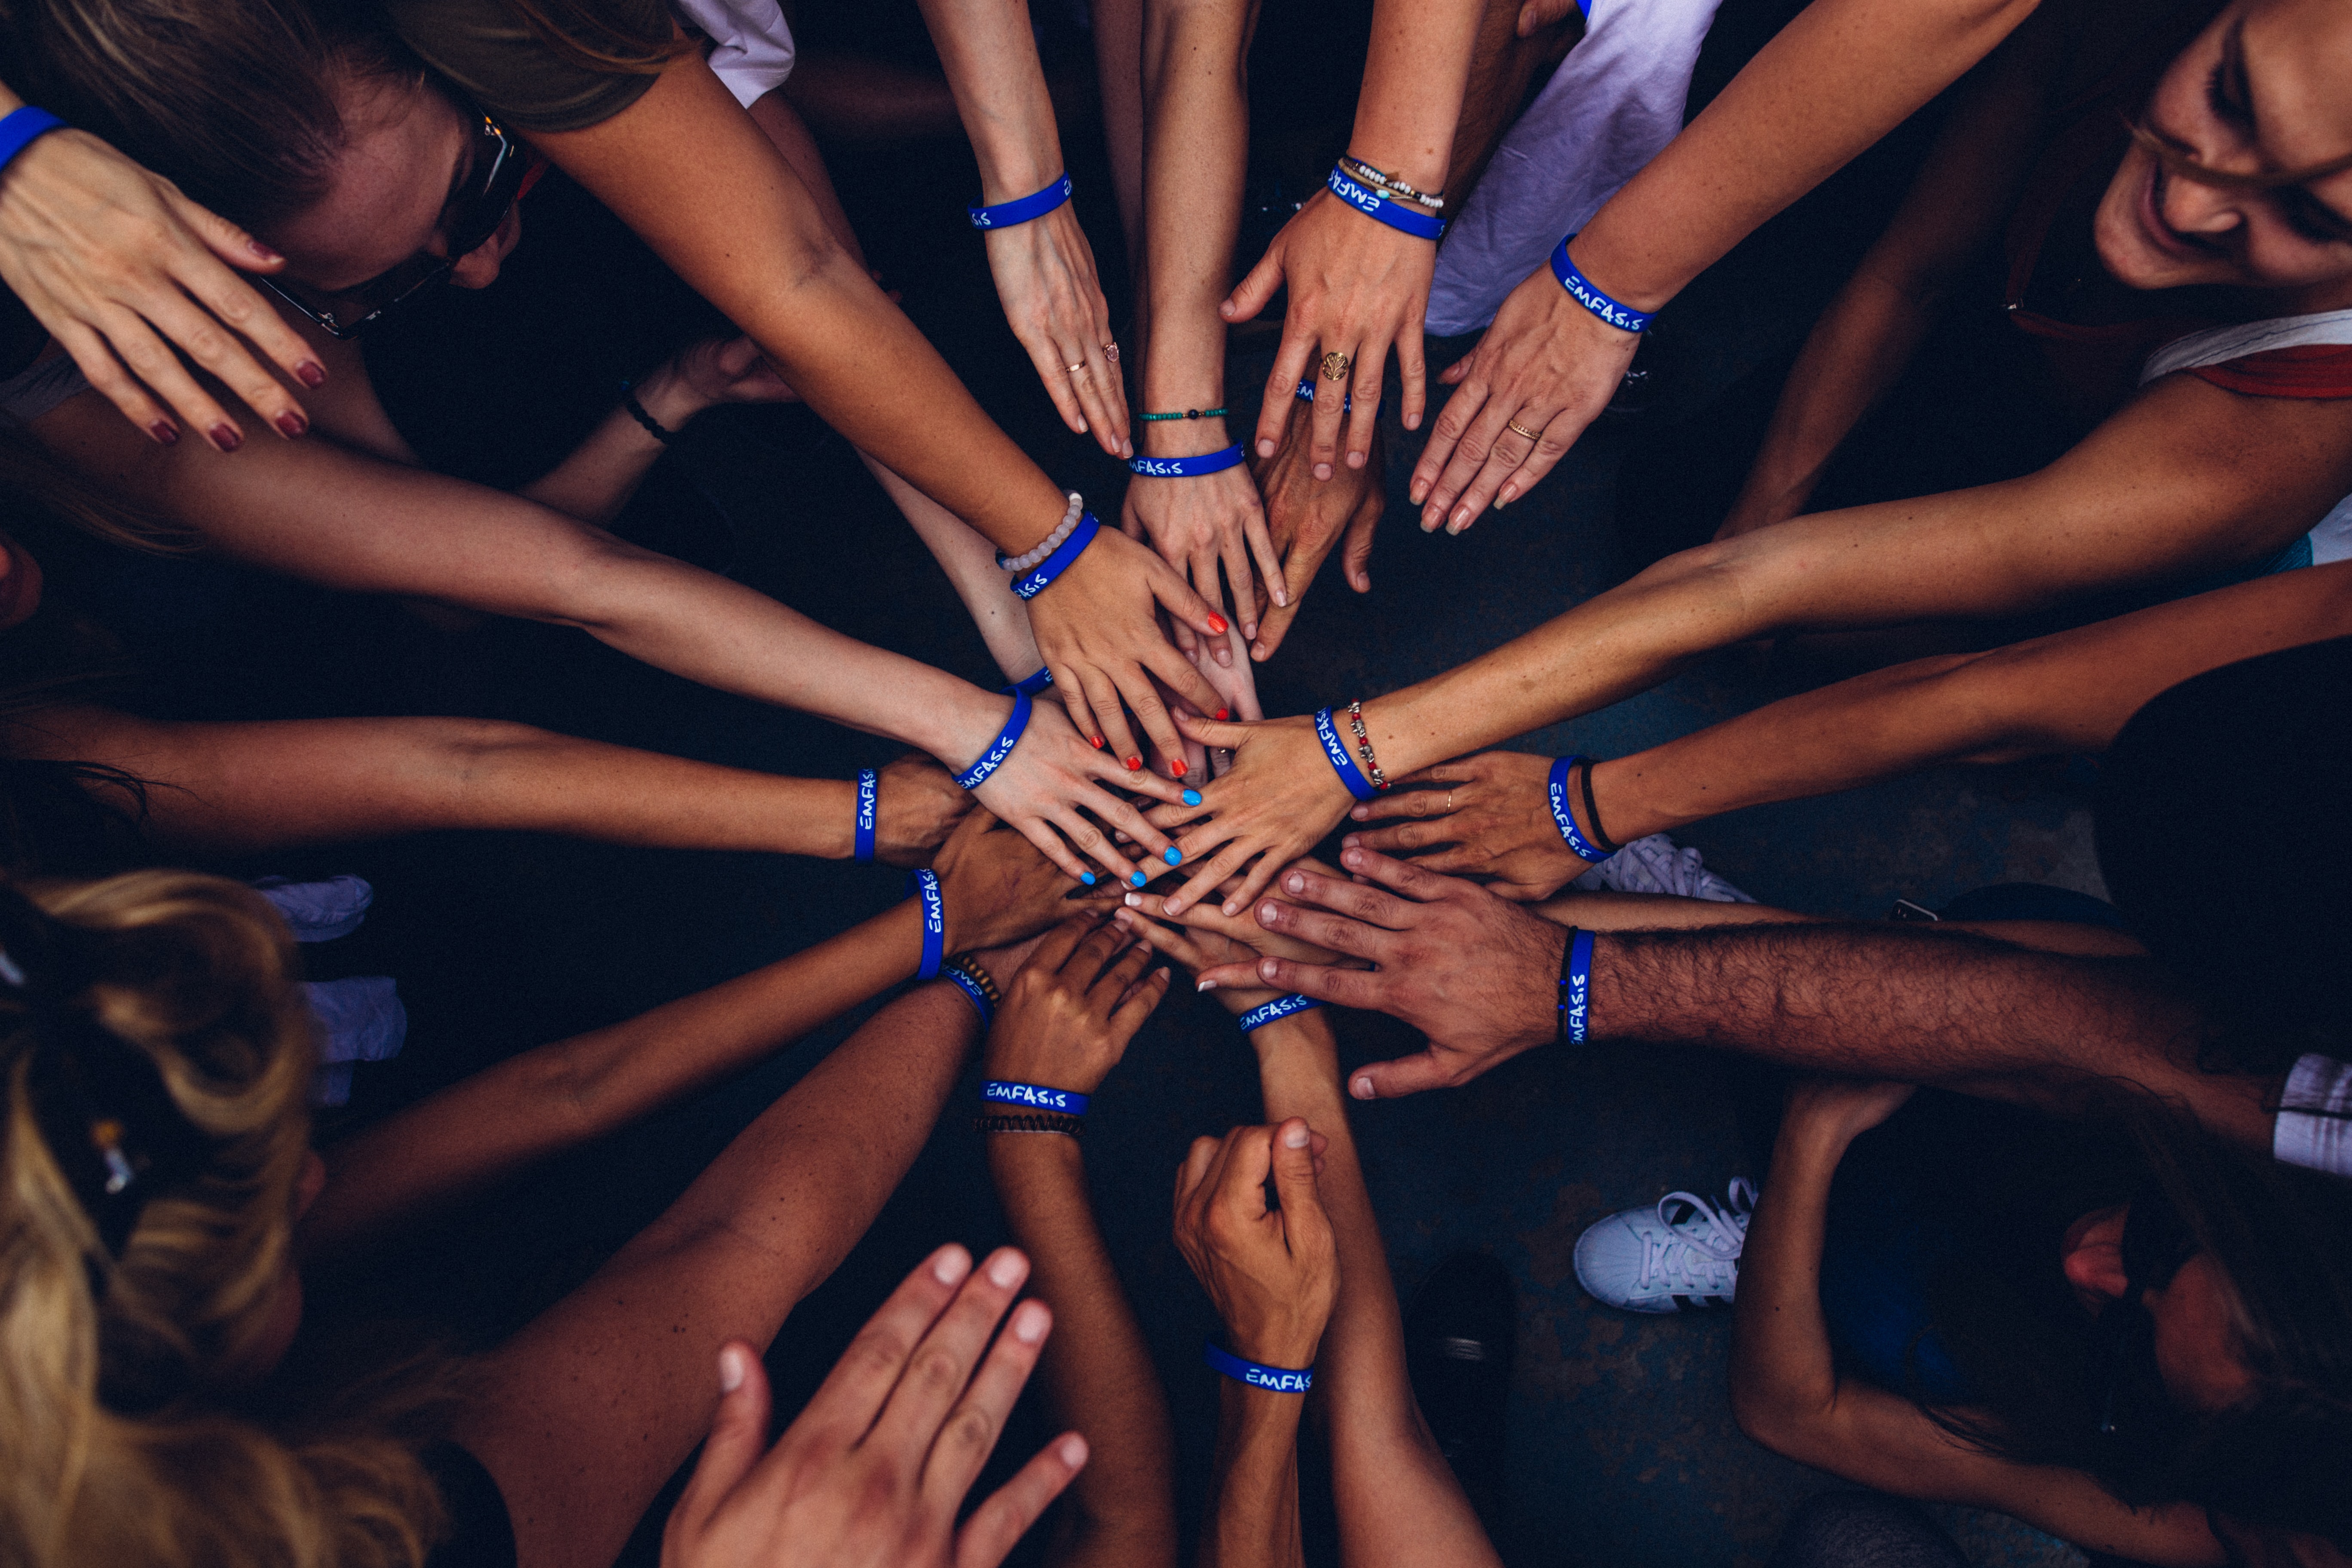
[976,1111,1084,1138]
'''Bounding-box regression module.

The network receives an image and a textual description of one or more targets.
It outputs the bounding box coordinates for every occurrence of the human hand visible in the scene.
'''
[1112,872,1356,1016]
[1341,751,1590,900]
[1516,0,1584,34]
[661,1245,1084,1568]
[1192,846,1568,1100]
[1025,529,1228,775]
[983,911,1170,1097]
[642,336,798,427]
[931,805,1111,954]
[985,204,1130,458]
[1142,712,1355,921]
[0,127,323,451]
[1408,257,1640,534]
[1782,1077,1917,1146]
[1248,404,1381,662]
[1121,432,1279,652]
[1172,1121,1338,1369]
[1225,191,1433,482]
[961,690,1190,886]
[875,753,971,868]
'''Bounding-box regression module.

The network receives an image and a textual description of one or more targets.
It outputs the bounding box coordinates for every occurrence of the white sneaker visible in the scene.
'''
[1572,1179,1756,1313]
[1573,834,1756,903]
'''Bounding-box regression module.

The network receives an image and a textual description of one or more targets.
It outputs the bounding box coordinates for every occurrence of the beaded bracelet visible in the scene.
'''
[1550,234,1653,335]
[908,869,946,979]
[0,107,66,175]
[983,1079,1091,1115]
[1314,707,1380,802]
[1238,993,1322,1033]
[619,381,674,444]
[1204,1337,1313,1393]
[955,690,1032,792]
[1011,513,1102,600]
[970,172,1072,230]
[1545,756,1614,864]
[1295,380,1353,413]
[976,1111,1084,1138]
[1336,153,1443,211]
[1140,406,1229,423]
[1345,700,1388,791]
[1327,165,1445,242]
[943,965,995,1028]
[1557,926,1595,1044]
[853,768,878,863]
[1129,444,1246,478]
[997,492,1086,574]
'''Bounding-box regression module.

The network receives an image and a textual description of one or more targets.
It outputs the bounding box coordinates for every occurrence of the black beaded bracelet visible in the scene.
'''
[976,1111,1084,1139]
[620,381,674,445]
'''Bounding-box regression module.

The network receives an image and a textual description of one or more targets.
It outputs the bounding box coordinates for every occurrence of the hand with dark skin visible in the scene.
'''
[984,911,1173,1100]
[1339,750,1597,899]
[874,753,974,868]
[1174,1121,1339,1373]
[1246,402,1381,663]
[935,807,1123,954]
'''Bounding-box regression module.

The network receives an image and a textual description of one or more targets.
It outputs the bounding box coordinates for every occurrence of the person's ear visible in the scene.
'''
[2062,1233,2130,1302]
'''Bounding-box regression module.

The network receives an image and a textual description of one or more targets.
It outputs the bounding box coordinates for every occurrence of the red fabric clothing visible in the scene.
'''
[2190,345,2352,399]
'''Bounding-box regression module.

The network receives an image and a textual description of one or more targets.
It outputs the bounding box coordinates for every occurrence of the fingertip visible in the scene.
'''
[718,1342,749,1393]
[1351,1074,1376,1100]
[1060,1432,1090,1469]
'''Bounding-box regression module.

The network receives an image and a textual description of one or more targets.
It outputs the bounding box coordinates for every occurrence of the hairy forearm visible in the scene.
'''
[1138,0,1251,446]
[305,901,922,1255]
[1202,1386,1307,1568]
[987,1136,1180,1565]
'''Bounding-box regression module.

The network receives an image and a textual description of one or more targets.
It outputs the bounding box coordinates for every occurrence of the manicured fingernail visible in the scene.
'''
[1090,735,1104,749]
[148,420,179,446]
[1171,758,1187,777]
[1353,1075,1375,1100]
[1164,897,1184,916]
[1125,756,1142,771]
[1164,847,1182,866]
[295,359,326,388]
[1182,789,1202,806]
[1215,708,1230,721]
[988,1250,1024,1287]
[210,424,242,452]
[719,1344,747,1393]
[1130,871,1147,888]
[1284,1122,1311,1148]
[1197,978,1216,992]
[934,1246,971,1284]
[1081,871,1096,885]
[1125,892,1142,906]
[1013,1300,1050,1342]
[248,238,283,263]
[275,410,307,438]
[1207,613,1228,634]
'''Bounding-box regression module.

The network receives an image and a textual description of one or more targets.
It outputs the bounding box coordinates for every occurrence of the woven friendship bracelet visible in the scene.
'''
[1336,153,1443,210]
[1345,700,1388,791]
[975,1111,1085,1138]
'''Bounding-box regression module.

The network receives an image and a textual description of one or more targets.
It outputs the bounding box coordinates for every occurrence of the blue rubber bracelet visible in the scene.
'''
[1293,379,1353,412]
[1008,665,1054,697]
[1546,756,1613,864]
[956,690,1032,792]
[1238,993,1323,1033]
[1204,1337,1313,1393]
[1558,927,1595,1044]
[1550,234,1652,334]
[1128,443,1246,478]
[0,108,66,174]
[1326,166,1445,242]
[854,769,878,863]
[909,869,946,979]
[943,967,993,1029]
[969,172,1073,230]
[1314,707,1378,802]
[1011,513,1101,600]
[982,1079,1091,1115]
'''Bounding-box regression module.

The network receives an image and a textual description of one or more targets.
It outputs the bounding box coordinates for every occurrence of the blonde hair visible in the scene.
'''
[0,871,443,1568]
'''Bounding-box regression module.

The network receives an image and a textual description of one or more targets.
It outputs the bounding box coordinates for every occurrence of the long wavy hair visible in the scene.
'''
[0,872,444,1567]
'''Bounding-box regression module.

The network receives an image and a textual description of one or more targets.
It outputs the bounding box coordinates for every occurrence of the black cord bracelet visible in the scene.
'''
[1577,758,1623,856]
[975,1112,1084,1139]
[620,380,674,445]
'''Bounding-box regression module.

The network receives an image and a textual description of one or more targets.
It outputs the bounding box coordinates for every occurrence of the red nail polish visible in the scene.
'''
[1125,756,1142,771]
[1215,708,1230,721]
[1207,613,1228,634]
[1090,735,1104,749]
[209,424,242,452]
[295,359,326,388]
[148,420,179,447]
[275,410,308,438]
[1171,758,1186,777]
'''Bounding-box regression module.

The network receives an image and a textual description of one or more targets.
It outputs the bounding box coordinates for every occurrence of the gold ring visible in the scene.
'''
[1507,419,1544,442]
[1445,789,1456,814]
[1068,361,1086,375]
[1320,351,1351,381]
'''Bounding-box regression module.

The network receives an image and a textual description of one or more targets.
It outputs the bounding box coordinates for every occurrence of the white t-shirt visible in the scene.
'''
[2274,1054,2352,1177]
[672,0,797,107]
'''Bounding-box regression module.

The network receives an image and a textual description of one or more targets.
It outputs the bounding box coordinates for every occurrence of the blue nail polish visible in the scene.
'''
[1081,871,1096,885]
[1182,788,1202,806]
[1130,871,1148,888]
[1163,847,1182,866]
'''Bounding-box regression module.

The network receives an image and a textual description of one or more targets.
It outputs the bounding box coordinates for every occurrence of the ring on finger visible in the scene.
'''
[1507,419,1544,442]
[1068,361,1087,375]
[1103,341,1120,363]
[1320,351,1351,381]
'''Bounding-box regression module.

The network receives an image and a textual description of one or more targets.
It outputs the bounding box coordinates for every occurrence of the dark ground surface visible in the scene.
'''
[81,6,2119,1563]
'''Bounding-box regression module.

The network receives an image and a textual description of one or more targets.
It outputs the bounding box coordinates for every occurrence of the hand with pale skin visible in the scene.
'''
[1191,846,1568,1100]
[1143,712,1357,920]
[661,1245,1086,1568]
[644,334,799,416]
[871,754,974,869]
[931,805,1121,954]
[965,691,1191,887]
[986,204,1132,459]
[983,911,1172,1099]
[1407,258,1642,535]
[1340,751,1594,900]
[1173,1121,1339,1371]
[1024,533,1231,777]
[0,110,324,451]
[1113,872,1360,1015]
[1121,453,1280,658]
[1247,404,1381,662]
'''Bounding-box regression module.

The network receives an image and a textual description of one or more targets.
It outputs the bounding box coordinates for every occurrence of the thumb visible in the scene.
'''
[1342,505,1376,593]
[1348,1049,1461,1102]
[670,1343,775,1537]
[165,186,285,270]
[1173,710,1255,750]
[1222,243,1284,324]
[717,334,765,375]
[1269,1118,1326,1227]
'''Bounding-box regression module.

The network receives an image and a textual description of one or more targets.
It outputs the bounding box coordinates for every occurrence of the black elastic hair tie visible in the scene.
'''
[1577,758,1623,856]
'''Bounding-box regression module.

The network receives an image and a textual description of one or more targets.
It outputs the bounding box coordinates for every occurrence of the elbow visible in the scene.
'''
[530,529,671,637]
[1728,1359,1839,1463]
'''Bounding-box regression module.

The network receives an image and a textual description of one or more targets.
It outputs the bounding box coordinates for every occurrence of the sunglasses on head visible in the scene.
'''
[260,113,535,341]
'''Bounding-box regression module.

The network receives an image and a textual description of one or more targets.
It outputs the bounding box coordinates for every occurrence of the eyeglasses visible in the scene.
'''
[2091,1179,2200,1453]
[260,113,535,340]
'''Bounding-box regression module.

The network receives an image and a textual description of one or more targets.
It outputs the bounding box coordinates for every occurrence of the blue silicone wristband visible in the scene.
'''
[1546,755,1613,864]
[944,967,993,1029]
[909,869,945,979]
[1011,513,1101,600]
[1558,927,1595,1044]
[1550,234,1652,334]
[1238,994,1323,1033]
[854,769,879,863]
[1326,166,1445,241]
[1204,1337,1313,1393]
[0,108,66,174]
[969,172,1072,230]
[1314,707,1378,802]
[956,690,1032,792]
[1127,443,1246,478]
[1008,665,1054,697]
[982,1079,1091,1115]
[1293,380,1353,412]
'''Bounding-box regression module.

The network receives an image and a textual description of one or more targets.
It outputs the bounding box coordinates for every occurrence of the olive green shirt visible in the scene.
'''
[382,0,669,132]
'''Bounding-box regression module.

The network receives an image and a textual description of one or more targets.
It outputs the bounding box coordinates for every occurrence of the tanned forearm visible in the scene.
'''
[986,1134,1180,1568]
[1202,1384,1307,1568]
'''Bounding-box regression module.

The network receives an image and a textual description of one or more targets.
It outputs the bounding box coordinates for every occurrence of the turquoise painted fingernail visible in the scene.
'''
[1081,871,1096,885]
[1130,871,1148,888]
[1182,788,1202,806]
[1164,847,1182,866]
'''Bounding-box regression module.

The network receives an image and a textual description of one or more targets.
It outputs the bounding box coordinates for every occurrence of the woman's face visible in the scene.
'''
[2062,1206,2254,1413]
[265,69,524,300]
[2095,0,2352,305]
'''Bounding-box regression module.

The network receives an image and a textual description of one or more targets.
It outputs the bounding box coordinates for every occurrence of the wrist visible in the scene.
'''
[1140,415,1234,459]
[820,778,858,858]
[631,366,706,432]
[1226,1322,1322,1372]
[973,138,1066,206]
[1561,224,1675,317]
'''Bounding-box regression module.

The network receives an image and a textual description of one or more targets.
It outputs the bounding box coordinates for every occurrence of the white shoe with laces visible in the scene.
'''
[1572,1179,1757,1313]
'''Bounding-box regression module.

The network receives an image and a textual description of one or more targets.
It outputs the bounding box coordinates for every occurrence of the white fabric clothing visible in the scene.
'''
[304,977,410,1108]
[2275,1053,2352,1178]
[1427,0,1725,337]
[254,874,376,942]
[672,0,797,107]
